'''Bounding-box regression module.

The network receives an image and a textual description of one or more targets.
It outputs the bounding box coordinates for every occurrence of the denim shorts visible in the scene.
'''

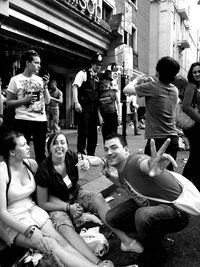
[50,189,98,230]
[0,205,50,246]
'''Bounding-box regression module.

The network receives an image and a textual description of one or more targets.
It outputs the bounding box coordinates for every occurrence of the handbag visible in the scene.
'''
[124,171,200,216]
[175,101,195,130]
[176,87,198,130]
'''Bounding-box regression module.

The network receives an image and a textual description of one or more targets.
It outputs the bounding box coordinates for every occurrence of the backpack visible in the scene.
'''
[124,171,200,216]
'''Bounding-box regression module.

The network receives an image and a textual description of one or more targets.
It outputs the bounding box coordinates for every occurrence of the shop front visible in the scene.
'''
[0,0,112,128]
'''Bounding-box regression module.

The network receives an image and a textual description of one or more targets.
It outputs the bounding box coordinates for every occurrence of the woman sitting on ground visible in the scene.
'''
[0,131,113,267]
[35,132,115,266]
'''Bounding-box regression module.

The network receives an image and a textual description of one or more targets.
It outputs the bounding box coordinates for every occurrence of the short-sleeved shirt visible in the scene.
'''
[135,80,178,139]
[99,89,117,114]
[7,73,46,121]
[35,150,80,202]
[119,154,182,205]
[72,70,87,88]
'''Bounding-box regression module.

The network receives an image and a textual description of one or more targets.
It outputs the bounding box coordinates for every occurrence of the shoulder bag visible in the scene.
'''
[176,88,198,130]
[124,171,200,216]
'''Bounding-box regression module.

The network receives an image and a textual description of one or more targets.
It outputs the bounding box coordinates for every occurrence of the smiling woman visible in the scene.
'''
[35,132,115,267]
[0,131,113,267]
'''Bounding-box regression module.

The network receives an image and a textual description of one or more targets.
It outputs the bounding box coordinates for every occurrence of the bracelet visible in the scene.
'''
[65,203,70,213]
[24,225,36,239]
[0,114,3,118]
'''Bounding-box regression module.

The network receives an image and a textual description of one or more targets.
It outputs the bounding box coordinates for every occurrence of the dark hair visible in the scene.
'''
[104,132,128,147]
[156,56,180,83]
[187,62,200,87]
[46,132,68,154]
[1,131,24,161]
[21,49,40,70]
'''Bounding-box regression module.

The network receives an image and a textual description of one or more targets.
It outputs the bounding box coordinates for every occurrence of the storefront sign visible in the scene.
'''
[115,44,133,70]
[58,0,102,20]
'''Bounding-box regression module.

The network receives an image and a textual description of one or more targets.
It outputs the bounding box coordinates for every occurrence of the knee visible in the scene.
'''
[105,208,116,228]
[45,237,58,250]
[135,207,154,227]
[93,192,108,208]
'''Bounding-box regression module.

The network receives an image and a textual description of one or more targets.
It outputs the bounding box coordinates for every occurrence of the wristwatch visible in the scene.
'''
[24,226,36,239]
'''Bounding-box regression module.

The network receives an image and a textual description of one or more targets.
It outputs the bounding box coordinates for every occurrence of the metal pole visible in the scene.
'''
[121,74,127,137]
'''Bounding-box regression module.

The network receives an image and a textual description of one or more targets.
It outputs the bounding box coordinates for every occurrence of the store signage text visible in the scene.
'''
[58,0,102,20]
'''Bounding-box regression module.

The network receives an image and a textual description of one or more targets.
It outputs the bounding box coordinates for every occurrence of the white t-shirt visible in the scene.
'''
[7,73,47,121]
[72,70,87,88]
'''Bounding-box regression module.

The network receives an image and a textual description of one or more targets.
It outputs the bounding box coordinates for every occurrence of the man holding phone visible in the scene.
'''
[6,49,51,163]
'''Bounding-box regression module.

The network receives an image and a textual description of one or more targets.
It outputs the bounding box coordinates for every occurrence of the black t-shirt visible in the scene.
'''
[35,150,80,202]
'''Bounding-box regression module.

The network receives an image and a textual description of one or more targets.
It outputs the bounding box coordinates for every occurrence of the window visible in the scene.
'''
[129,27,136,50]
[124,31,128,45]
[102,1,113,23]
[130,0,137,7]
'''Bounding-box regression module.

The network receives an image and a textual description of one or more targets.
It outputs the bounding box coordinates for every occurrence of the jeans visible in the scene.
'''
[106,199,189,245]
[101,113,118,142]
[13,119,47,163]
[77,108,98,155]
[144,135,179,171]
[46,107,60,133]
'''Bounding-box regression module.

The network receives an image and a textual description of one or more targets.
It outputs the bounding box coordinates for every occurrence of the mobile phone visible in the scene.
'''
[40,69,49,78]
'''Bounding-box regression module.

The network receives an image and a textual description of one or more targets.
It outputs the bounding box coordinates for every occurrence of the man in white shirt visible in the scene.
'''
[72,53,103,155]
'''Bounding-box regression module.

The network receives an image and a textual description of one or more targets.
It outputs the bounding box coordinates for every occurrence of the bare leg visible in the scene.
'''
[58,224,100,264]
[14,233,97,267]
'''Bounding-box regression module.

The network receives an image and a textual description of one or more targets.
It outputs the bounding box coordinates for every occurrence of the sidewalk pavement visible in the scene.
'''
[62,126,146,193]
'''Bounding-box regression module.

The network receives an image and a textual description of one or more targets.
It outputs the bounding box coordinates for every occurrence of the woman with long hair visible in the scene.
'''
[0,131,113,267]
[182,62,200,190]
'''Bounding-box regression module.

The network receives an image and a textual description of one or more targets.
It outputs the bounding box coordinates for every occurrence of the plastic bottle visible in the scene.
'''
[77,152,84,179]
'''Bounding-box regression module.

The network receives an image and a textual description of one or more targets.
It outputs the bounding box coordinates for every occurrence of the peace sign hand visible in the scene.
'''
[148,138,177,177]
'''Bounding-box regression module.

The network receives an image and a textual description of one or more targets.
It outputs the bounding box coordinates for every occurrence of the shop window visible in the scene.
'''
[102,1,113,23]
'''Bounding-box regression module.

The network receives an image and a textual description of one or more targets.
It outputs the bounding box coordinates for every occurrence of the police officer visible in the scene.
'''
[72,53,103,155]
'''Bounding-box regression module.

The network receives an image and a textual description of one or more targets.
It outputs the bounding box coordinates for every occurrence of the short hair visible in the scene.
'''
[46,132,68,155]
[104,132,128,147]
[187,62,200,87]
[21,49,40,70]
[49,80,57,86]
[156,56,180,83]
[1,131,24,161]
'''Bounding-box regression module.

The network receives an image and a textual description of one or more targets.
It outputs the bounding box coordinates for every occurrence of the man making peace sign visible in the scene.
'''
[102,133,189,263]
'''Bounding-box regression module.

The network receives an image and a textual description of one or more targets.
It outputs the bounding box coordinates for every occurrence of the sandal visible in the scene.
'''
[97,260,115,267]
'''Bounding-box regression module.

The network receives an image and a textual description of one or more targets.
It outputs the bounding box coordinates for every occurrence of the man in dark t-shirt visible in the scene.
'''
[103,133,189,260]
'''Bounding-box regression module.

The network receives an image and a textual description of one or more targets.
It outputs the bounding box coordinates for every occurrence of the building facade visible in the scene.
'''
[0,0,114,128]
[149,0,199,77]
[0,0,151,129]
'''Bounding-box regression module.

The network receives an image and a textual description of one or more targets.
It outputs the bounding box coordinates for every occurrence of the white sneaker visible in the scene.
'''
[121,240,144,254]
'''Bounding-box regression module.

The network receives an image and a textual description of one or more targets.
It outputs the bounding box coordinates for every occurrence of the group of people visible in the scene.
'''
[72,53,121,155]
[124,57,200,191]
[0,49,200,267]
